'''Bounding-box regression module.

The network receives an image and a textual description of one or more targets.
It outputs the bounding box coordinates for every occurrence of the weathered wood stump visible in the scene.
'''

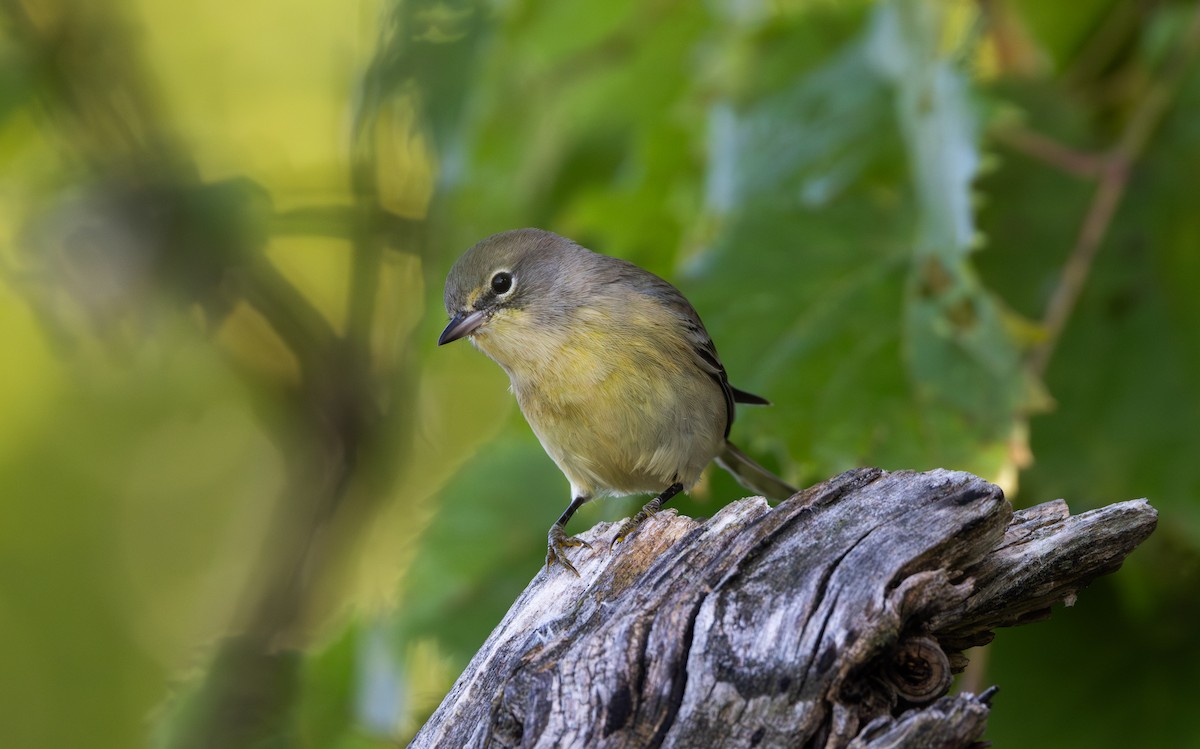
[411,468,1157,748]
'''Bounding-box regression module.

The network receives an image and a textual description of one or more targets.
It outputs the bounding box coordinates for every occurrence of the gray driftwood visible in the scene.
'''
[410,468,1157,749]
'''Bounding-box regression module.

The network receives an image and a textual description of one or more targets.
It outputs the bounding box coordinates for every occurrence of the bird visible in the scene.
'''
[438,228,795,575]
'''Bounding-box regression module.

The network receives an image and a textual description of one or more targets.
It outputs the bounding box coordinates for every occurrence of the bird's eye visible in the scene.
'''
[491,271,514,295]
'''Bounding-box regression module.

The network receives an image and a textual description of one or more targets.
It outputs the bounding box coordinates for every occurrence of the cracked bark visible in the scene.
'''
[409,468,1157,749]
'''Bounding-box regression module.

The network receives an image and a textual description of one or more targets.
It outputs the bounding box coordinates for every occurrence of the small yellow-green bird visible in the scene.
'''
[438,228,795,575]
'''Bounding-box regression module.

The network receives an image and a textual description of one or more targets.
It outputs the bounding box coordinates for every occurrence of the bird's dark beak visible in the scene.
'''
[438,309,487,345]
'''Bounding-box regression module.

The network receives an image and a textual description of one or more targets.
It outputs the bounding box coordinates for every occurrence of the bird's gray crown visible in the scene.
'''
[443,228,600,315]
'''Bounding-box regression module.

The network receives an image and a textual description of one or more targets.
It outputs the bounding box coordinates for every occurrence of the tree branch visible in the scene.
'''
[411,468,1156,749]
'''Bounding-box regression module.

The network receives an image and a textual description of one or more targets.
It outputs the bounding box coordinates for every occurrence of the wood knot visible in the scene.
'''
[882,635,951,704]
[489,705,524,747]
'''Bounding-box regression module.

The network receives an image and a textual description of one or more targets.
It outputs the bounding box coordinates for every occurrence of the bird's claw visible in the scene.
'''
[546,525,592,576]
[610,503,659,551]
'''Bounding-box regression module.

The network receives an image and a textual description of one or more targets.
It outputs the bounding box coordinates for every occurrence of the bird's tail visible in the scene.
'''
[715,441,797,501]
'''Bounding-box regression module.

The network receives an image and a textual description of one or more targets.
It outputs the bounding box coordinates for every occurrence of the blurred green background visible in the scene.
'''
[1,0,1198,746]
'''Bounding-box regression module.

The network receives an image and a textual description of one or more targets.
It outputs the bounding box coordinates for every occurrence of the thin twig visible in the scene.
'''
[991,126,1106,179]
[1028,4,1200,378]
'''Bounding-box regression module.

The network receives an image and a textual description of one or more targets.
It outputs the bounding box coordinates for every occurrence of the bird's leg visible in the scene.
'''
[546,495,593,576]
[611,482,684,550]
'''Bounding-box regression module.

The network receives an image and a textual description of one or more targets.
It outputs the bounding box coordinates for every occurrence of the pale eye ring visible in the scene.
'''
[491,271,514,295]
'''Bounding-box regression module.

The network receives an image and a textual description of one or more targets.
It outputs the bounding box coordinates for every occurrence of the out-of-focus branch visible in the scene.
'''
[270,205,424,244]
[347,99,387,354]
[0,1,416,744]
[0,0,191,176]
[235,258,340,378]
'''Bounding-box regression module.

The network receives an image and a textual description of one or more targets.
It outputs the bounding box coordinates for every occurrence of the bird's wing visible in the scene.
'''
[730,386,770,406]
[685,320,736,438]
[608,257,739,437]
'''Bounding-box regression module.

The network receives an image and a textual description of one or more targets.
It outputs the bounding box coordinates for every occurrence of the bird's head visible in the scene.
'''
[439,228,589,362]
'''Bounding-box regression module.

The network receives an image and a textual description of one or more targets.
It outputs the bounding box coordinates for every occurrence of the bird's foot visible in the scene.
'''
[546,524,592,576]
[610,498,663,551]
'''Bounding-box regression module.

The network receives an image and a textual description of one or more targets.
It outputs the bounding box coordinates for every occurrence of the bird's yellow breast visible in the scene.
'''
[471,300,726,498]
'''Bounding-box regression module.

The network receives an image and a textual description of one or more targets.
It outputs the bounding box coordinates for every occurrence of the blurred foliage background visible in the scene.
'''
[1,0,1198,746]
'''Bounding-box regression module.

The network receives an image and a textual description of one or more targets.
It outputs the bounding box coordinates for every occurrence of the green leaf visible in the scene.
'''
[688,0,1031,483]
